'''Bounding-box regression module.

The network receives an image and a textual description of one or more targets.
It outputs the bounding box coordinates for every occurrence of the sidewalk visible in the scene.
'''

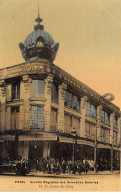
[1,170,119,178]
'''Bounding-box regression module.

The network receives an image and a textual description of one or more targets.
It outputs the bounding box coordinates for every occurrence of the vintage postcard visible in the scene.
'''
[0,0,121,192]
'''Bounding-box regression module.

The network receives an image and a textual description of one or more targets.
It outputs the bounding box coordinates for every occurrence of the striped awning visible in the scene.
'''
[19,132,57,141]
[59,137,73,144]
[113,146,120,151]
[0,135,15,141]
[97,143,111,149]
[77,139,94,147]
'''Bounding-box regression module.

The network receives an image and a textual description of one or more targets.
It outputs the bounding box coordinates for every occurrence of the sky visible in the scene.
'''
[0,0,121,107]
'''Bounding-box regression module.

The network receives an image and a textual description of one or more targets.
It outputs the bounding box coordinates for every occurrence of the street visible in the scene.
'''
[0,171,120,191]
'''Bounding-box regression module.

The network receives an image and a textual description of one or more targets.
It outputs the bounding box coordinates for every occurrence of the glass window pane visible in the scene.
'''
[51,84,58,103]
[30,106,44,129]
[38,80,45,94]
[31,80,38,98]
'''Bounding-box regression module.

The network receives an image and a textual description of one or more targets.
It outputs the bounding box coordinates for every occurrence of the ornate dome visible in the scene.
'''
[19,15,59,62]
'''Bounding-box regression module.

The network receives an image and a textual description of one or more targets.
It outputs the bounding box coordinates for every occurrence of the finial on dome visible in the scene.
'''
[35,3,43,24]
[34,4,44,30]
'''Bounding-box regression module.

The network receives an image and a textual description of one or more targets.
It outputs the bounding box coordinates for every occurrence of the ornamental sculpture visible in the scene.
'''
[19,12,59,62]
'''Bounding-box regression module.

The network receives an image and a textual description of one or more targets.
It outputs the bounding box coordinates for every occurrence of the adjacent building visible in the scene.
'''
[0,14,120,171]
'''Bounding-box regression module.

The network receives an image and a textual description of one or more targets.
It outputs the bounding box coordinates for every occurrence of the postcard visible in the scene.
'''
[0,0,121,192]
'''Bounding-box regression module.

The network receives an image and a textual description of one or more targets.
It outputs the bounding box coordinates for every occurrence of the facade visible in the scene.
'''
[0,14,120,171]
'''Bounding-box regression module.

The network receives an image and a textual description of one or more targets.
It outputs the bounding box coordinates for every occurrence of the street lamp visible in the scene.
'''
[71,128,77,162]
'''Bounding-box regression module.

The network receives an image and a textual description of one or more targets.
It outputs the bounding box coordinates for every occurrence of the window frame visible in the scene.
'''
[30,105,44,130]
[64,90,80,112]
[12,81,20,100]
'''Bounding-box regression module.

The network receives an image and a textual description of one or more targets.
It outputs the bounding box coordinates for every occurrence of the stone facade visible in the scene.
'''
[0,59,120,170]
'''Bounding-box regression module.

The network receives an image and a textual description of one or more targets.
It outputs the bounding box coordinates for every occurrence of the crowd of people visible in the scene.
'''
[35,158,91,175]
[0,156,119,175]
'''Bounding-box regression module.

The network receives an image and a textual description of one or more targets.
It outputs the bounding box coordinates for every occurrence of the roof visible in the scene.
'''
[24,29,54,49]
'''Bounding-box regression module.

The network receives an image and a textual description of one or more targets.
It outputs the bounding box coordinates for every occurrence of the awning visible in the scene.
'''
[113,147,120,151]
[0,135,15,141]
[97,143,111,149]
[59,137,73,144]
[77,139,94,147]
[19,132,57,141]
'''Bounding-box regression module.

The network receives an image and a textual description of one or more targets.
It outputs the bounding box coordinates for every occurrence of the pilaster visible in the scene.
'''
[97,105,103,142]
[0,80,6,132]
[44,75,53,131]
[80,96,88,137]
[110,112,115,145]
[58,83,67,132]
[117,117,121,145]
[43,142,50,158]
[22,75,31,130]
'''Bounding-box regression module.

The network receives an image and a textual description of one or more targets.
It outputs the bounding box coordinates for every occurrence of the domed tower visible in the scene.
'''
[19,13,59,62]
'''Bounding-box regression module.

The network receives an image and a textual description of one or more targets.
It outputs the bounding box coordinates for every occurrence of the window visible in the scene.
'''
[86,102,97,118]
[64,114,72,133]
[100,127,110,143]
[31,80,45,98]
[114,117,118,129]
[85,121,96,140]
[30,106,44,129]
[113,131,118,145]
[11,107,20,129]
[64,114,80,134]
[51,83,58,103]
[50,109,58,131]
[12,81,20,100]
[101,110,110,125]
[65,91,80,112]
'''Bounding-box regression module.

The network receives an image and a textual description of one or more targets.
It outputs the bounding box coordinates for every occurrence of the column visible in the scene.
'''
[44,75,53,131]
[0,80,6,132]
[18,142,29,160]
[22,75,31,130]
[5,107,11,130]
[94,104,103,173]
[110,112,115,172]
[117,117,121,171]
[96,105,103,141]
[43,142,50,158]
[80,96,88,137]
[117,117,121,145]
[58,83,67,132]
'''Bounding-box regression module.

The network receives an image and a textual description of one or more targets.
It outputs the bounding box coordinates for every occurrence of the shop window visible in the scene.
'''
[51,83,58,103]
[86,102,97,118]
[11,107,20,129]
[65,91,80,112]
[31,80,45,98]
[12,81,20,100]
[30,106,44,129]
[50,109,58,131]
[113,131,118,145]
[101,110,110,125]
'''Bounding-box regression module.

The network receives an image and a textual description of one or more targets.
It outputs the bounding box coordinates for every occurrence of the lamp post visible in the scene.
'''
[71,128,77,162]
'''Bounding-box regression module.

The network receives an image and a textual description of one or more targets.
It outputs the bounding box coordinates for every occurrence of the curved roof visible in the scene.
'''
[24,29,54,48]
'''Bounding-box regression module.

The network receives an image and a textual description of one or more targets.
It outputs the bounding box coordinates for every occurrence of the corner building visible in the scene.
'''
[0,15,120,171]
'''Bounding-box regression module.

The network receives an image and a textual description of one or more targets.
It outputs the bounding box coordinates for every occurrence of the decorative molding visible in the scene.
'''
[81,96,88,109]
[45,75,53,94]
[22,75,30,94]
[59,83,67,101]
[0,80,6,98]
